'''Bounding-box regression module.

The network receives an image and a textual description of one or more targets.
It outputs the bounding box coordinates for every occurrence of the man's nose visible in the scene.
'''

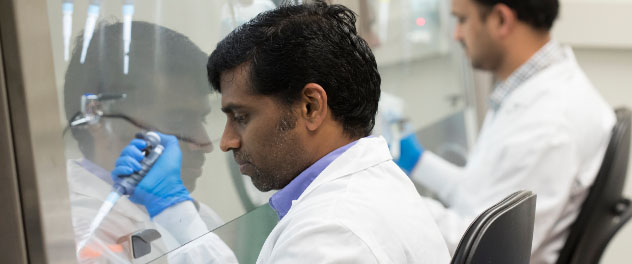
[220,125,240,152]
[453,25,464,42]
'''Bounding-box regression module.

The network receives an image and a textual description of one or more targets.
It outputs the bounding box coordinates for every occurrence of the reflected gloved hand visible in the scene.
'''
[111,132,192,217]
[394,133,425,175]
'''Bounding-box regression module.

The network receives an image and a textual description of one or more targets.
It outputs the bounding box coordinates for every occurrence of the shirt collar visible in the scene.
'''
[269,139,359,220]
[74,158,114,185]
[489,40,566,112]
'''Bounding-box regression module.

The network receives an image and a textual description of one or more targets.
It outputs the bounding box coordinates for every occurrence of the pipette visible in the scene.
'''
[62,0,74,61]
[76,131,164,254]
[122,0,134,74]
[79,0,102,64]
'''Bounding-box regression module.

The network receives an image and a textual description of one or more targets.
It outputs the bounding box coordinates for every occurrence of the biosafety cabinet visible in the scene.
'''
[0,0,487,263]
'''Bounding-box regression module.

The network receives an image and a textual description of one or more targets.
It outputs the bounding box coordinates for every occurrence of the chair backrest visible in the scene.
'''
[451,190,537,264]
[556,107,632,264]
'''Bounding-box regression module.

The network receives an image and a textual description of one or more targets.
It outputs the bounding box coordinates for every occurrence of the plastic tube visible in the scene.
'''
[122,0,134,74]
[377,0,390,43]
[76,191,121,257]
[79,0,102,64]
[62,0,74,61]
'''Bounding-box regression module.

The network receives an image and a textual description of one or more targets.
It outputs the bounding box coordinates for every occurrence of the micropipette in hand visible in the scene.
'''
[77,131,164,254]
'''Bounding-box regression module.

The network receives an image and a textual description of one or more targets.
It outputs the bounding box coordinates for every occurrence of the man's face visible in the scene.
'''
[218,64,309,192]
[452,0,502,70]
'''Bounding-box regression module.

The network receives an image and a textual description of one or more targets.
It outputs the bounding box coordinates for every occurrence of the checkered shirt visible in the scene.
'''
[488,41,567,112]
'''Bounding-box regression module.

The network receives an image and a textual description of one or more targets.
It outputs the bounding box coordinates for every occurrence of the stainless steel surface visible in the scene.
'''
[0,0,76,263]
[414,110,470,198]
[416,110,470,167]
[0,26,29,264]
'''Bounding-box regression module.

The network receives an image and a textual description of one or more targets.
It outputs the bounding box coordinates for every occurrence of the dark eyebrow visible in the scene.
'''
[451,8,465,16]
[221,103,246,114]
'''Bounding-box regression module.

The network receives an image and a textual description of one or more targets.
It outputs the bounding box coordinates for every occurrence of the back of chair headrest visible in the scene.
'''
[452,190,537,264]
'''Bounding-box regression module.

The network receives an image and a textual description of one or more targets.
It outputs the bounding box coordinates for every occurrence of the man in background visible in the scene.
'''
[395,0,615,263]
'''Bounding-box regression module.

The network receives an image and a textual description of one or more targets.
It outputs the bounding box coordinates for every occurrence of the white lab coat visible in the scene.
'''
[411,47,615,264]
[67,159,237,263]
[257,136,451,263]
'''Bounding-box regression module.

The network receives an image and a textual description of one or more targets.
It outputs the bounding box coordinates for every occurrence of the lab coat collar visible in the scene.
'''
[269,139,358,220]
[295,136,393,204]
[74,158,113,185]
[497,46,580,113]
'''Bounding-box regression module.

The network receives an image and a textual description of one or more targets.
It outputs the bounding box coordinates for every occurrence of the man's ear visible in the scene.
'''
[488,3,517,38]
[299,83,328,132]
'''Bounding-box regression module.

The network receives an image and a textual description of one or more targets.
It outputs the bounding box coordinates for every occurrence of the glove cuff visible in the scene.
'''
[396,133,425,175]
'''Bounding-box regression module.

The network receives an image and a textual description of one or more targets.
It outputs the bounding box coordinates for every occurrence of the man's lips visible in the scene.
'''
[235,160,252,174]
[233,153,247,166]
[233,152,251,174]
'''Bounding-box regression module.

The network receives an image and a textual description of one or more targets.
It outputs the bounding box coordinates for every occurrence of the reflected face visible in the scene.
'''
[218,64,308,192]
[124,74,213,191]
[452,0,502,70]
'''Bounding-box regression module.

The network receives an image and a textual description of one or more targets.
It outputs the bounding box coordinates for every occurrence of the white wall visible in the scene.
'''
[571,47,632,264]
[554,1,632,262]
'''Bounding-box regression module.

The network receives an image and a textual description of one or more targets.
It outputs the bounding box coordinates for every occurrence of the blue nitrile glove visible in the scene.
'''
[394,133,425,175]
[111,132,192,217]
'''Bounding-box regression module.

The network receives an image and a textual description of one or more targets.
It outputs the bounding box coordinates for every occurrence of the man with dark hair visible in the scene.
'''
[210,2,449,261]
[65,21,235,263]
[394,0,615,263]
[116,2,450,262]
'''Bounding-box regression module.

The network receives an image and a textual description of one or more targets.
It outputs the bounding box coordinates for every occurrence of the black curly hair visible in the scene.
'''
[474,0,559,30]
[207,1,381,138]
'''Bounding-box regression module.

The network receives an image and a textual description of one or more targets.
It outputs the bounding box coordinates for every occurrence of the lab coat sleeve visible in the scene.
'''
[491,129,578,258]
[165,232,238,264]
[153,201,238,263]
[266,218,378,264]
[410,151,466,203]
[154,201,209,242]
[423,126,579,255]
[422,197,474,255]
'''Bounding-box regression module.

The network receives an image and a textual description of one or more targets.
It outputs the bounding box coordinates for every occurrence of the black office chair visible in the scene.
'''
[451,190,537,264]
[556,108,632,264]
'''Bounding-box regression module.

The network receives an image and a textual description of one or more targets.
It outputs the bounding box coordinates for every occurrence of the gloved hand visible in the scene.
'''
[394,133,425,175]
[111,132,192,217]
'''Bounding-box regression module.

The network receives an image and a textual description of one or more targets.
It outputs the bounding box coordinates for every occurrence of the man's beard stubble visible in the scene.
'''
[234,111,310,192]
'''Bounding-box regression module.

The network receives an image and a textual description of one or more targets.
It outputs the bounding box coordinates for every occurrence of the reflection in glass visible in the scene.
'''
[64,21,231,263]
[66,93,213,153]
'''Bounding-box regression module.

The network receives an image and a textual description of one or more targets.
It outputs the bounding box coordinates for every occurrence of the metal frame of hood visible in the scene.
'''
[0,0,76,263]
[0,21,28,264]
